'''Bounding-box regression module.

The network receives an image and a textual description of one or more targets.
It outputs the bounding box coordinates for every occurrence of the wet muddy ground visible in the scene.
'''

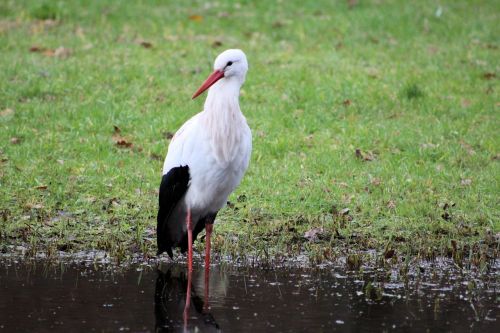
[0,259,498,332]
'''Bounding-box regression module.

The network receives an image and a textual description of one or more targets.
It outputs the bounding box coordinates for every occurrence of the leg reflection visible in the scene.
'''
[204,222,214,313]
[183,268,192,329]
[155,265,220,332]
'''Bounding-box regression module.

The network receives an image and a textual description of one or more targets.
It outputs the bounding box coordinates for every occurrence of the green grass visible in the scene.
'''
[0,0,498,266]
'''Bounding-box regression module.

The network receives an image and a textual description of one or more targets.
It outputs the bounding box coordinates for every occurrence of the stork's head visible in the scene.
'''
[192,49,248,99]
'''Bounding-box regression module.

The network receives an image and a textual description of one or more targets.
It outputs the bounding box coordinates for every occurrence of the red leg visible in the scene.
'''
[184,208,193,328]
[204,222,213,312]
[186,208,193,273]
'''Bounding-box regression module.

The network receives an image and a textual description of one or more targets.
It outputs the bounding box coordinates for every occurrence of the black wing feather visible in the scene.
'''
[157,166,190,257]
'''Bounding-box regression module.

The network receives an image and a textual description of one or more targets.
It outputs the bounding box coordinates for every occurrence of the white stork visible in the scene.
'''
[156,49,252,278]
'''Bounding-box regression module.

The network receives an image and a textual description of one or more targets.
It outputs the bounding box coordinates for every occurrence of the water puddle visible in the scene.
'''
[0,260,498,332]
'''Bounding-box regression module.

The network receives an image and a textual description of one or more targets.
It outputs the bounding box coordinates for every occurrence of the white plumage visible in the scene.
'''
[162,79,252,219]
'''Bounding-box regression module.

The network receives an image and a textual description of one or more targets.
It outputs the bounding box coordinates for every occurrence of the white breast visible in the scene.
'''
[163,112,252,216]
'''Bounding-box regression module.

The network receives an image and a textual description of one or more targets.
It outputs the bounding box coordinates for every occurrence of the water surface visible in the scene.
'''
[0,260,498,332]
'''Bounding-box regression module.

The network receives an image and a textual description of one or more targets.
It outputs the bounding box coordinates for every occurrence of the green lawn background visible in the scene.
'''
[0,0,498,263]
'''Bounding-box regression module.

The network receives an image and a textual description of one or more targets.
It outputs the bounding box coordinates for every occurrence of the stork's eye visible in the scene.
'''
[226,61,233,67]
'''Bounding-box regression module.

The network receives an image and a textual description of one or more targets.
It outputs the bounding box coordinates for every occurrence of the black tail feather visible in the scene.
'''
[157,166,190,257]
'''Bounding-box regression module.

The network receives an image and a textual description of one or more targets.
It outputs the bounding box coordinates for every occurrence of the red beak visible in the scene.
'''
[192,70,225,99]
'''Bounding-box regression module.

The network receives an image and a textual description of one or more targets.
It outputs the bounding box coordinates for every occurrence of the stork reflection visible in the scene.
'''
[155,265,227,332]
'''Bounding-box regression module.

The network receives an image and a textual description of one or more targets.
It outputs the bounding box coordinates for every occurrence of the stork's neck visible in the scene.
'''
[202,77,246,164]
[204,77,242,112]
